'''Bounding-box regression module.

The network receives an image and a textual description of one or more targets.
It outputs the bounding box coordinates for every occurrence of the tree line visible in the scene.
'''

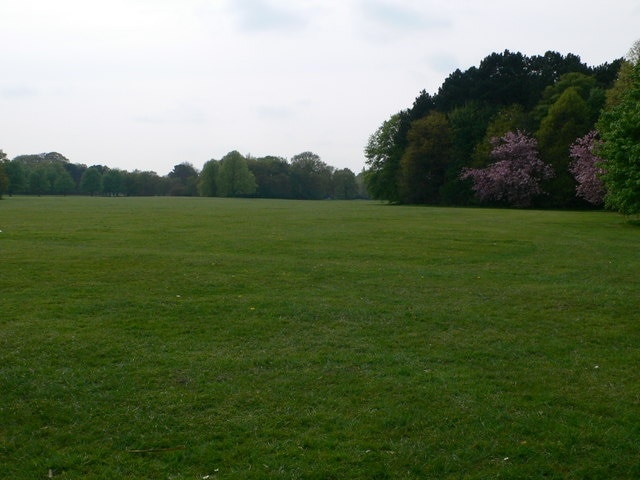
[364,46,640,213]
[0,150,367,200]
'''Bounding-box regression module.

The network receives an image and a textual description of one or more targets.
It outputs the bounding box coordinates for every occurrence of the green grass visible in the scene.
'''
[1,196,639,479]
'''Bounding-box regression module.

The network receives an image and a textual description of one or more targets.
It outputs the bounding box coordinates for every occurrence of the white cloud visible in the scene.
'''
[1,85,39,99]
[256,105,298,120]
[359,0,451,32]
[225,0,308,32]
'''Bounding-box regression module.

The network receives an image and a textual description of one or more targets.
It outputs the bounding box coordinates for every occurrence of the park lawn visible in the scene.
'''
[1,196,639,479]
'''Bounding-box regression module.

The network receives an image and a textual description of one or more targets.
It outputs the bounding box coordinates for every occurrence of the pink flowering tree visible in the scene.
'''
[569,131,606,206]
[461,131,554,207]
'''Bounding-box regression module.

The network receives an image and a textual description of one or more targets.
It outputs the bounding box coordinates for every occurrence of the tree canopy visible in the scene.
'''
[569,131,605,206]
[461,131,554,207]
[597,61,640,215]
[4,45,636,209]
[364,49,624,208]
[217,151,257,197]
[0,150,362,200]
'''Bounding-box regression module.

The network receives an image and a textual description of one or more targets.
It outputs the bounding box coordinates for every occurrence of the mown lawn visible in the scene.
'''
[1,196,639,479]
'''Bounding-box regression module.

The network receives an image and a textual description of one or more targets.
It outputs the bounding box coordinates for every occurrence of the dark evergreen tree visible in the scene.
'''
[168,162,198,196]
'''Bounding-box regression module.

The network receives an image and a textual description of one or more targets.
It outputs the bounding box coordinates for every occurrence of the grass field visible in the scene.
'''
[1,196,639,479]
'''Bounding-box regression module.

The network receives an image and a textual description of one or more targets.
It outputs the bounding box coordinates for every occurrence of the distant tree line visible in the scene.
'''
[0,150,367,200]
[364,47,640,213]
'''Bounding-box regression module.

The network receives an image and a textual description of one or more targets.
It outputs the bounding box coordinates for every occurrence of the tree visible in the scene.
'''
[289,152,333,200]
[597,61,640,215]
[5,160,27,195]
[29,169,49,196]
[168,162,198,196]
[63,162,87,188]
[627,38,640,64]
[364,113,403,202]
[332,168,358,199]
[197,159,220,197]
[355,170,369,199]
[473,50,532,107]
[399,111,453,204]
[532,73,598,127]
[53,169,76,195]
[536,87,592,207]
[217,151,256,197]
[461,131,554,208]
[445,102,497,204]
[80,167,103,196]
[435,50,590,112]
[471,104,529,168]
[0,151,8,199]
[569,131,605,206]
[246,156,292,199]
[102,169,124,196]
[603,41,639,110]
[122,170,163,196]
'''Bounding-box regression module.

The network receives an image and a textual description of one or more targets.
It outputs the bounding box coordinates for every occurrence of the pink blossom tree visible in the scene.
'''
[569,131,605,206]
[461,131,554,207]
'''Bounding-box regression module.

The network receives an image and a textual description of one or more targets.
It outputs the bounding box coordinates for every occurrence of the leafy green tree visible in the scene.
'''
[102,169,124,196]
[5,160,27,195]
[197,159,220,197]
[604,40,639,109]
[246,156,292,199]
[0,152,8,199]
[41,162,73,195]
[29,169,49,196]
[355,170,369,199]
[399,111,453,204]
[122,170,163,196]
[80,167,103,196]
[217,151,257,197]
[443,102,496,204]
[364,113,403,202]
[290,152,333,200]
[533,73,598,127]
[597,61,640,215]
[536,87,592,207]
[332,168,358,199]
[627,38,640,64]
[44,164,61,191]
[63,162,87,188]
[606,61,635,109]
[471,104,529,168]
[53,169,76,195]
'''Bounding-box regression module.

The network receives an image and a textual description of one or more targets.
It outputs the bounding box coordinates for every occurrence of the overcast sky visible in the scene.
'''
[2,0,639,175]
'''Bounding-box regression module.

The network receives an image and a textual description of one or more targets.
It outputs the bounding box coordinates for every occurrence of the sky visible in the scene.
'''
[2,1,639,175]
